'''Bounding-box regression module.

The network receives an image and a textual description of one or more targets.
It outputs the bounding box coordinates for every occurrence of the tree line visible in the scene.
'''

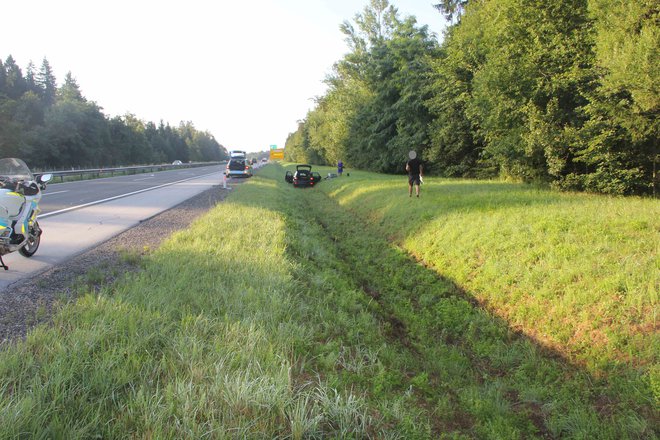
[0,56,228,170]
[285,0,658,196]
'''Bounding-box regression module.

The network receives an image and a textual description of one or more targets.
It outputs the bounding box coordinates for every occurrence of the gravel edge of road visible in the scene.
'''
[0,184,237,345]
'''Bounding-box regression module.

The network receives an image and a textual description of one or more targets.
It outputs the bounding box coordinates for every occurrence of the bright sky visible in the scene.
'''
[2,0,447,153]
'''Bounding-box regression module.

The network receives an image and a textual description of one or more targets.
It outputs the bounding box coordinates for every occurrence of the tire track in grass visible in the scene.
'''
[280,184,475,437]
[360,282,417,354]
[356,279,480,436]
[288,187,536,437]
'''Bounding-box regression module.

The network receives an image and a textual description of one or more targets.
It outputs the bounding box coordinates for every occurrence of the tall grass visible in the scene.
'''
[0,163,656,438]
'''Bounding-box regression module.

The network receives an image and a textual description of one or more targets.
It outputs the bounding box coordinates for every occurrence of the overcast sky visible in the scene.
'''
[2,0,447,153]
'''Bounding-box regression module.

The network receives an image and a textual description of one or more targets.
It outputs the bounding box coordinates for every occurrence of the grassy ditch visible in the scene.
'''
[292,165,657,437]
[313,167,658,372]
[0,163,657,438]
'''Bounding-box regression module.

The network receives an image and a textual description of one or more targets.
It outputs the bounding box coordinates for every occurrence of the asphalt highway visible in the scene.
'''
[0,164,228,292]
[39,164,225,217]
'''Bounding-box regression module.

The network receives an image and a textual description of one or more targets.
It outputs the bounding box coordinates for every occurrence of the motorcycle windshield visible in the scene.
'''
[0,158,33,181]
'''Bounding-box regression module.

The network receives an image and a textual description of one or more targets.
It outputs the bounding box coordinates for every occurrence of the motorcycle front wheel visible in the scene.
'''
[19,221,41,257]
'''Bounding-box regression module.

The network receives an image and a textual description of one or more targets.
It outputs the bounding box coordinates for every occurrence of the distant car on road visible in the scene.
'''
[226,158,252,178]
[172,160,183,165]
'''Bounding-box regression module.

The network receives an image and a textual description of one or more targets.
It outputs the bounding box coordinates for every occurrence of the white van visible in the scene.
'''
[229,150,246,159]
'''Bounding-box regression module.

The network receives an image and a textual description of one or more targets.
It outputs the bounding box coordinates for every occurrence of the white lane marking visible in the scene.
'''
[39,171,220,219]
[41,190,69,196]
[133,175,155,181]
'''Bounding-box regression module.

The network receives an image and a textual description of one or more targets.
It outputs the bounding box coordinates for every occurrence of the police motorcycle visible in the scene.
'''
[0,158,52,270]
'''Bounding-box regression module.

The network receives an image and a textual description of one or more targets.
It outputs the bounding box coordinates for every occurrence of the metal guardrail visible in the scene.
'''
[42,161,226,183]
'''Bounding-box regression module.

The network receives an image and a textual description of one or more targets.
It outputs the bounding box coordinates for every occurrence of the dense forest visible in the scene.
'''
[0,57,228,170]
[285,0,658,196]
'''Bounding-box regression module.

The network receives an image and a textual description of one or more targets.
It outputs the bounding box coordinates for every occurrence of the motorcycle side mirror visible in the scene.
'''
[37,173,52,190]
[37,173,53,183]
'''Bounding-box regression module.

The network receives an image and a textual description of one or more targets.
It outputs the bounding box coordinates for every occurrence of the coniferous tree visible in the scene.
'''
[36,58,57,106]
[0,59,6,95]
[59,71,85,102]
[1,57,32,157]
[25,61,39,95]
[3,56,26,99]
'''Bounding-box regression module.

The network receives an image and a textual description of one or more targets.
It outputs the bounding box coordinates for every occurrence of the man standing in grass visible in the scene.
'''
[406,150,423,197]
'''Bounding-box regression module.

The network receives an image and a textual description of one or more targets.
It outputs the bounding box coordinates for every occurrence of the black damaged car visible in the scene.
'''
[285,164,321,188]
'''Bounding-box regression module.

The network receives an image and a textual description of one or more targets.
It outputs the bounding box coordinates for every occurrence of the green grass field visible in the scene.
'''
[0,163,657,438]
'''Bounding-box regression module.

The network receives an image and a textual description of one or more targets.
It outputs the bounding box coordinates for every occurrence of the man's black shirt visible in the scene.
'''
[407,157,422,175]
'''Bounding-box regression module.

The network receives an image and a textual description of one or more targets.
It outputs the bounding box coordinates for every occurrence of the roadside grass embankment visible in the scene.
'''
[315,167,658,373]
[307,164,658,433]
[0,162,656,438]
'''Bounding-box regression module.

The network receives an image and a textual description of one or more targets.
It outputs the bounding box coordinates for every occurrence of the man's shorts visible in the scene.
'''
[409,174,421,185]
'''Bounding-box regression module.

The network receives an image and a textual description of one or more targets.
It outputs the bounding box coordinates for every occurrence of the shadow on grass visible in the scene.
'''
[231,168,657,439]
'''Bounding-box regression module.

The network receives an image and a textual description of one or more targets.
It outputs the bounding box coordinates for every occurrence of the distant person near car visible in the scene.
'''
[337,160,344,176]
[406,150,423,198]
